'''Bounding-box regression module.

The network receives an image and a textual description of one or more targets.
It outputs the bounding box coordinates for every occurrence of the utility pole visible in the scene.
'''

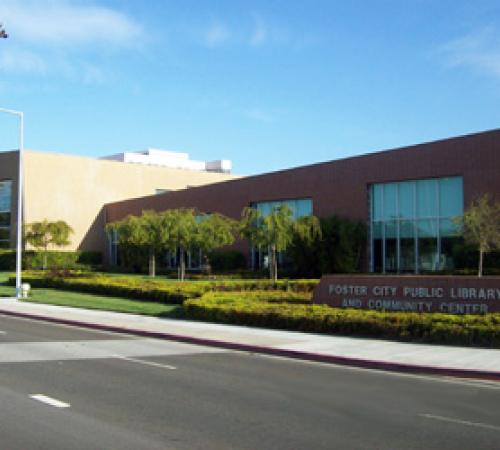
[1,23,24,299]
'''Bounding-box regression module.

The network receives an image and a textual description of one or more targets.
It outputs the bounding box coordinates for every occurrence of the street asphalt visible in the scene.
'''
[0,313,499,450]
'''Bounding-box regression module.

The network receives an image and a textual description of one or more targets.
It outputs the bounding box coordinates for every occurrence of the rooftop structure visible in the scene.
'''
[101,149,232,173]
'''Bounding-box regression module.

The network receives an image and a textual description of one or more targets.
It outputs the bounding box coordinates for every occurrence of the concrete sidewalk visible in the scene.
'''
[1,298,499,380]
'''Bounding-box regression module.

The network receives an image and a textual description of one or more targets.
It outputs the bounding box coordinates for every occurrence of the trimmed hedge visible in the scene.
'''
[0,250,102,271]
[9,272,318,304]
[184,294,500,347]
[205,279,318,293]
[10,273,207,304]
[198,291,312,305]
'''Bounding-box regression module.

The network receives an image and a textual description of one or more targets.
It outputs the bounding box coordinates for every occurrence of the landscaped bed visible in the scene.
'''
[3,271,500,348]
[0,273,180,316]
[184,292,500,348]
[9,271,318,304]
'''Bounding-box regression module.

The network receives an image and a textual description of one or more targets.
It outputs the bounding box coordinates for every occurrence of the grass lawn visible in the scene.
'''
[0,272,182,317]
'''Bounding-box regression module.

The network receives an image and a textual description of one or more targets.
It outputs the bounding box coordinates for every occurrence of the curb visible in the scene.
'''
[1,308,500,382]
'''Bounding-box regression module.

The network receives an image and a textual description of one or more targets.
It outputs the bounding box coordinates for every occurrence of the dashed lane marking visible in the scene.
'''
[114,355,177,370]
[419,414,500,432]
[30,394,70,408]
[0,338,226,363]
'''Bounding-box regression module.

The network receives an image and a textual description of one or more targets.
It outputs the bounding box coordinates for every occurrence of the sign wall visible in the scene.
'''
[312,275,500,314]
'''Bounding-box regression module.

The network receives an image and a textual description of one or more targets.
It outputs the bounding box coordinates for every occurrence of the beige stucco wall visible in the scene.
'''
[17,150,239,254]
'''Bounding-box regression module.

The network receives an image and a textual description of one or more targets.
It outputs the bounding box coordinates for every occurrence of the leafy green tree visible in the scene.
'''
[107,215,142,272]
[163,210,237,280]
[25,219,73,269]
[108,209,237,280]
[161,208,198,281]
[107,210,167,277]
[458,194,500,277]
[240,205,321,281]
[316,215,365,275]
[196,213,237,262]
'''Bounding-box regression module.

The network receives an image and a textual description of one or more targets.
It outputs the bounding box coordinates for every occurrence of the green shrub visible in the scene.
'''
[448,240,500,275]
[163,269,269,280]
[288,215,366,277]
[10,272,207,304]
[115,244,149,273]
[0,250,101,271]
[198,291,312,305]
[183,294,500,347]
[27,251,102,270]
[208,250,246,272]
[205,279,319,293]
[8,272,318,304]
[0,250,16,270]
[74,252,102,266]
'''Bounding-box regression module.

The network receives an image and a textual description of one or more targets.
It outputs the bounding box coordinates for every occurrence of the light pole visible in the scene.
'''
[0,108,24,299]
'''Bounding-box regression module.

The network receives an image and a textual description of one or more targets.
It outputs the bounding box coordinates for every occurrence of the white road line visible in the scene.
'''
[255,353,500,390]
[0,331,6,334]
[30,394,70,408]
[419,414,500,432]
[114,355,177,370]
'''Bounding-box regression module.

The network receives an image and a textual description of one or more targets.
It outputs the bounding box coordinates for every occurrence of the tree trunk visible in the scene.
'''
[148,248,156,277]
[274,249,278,283]
[267,246,272,280]
[270,245,278,283]
[179,247,186,281]
[478,248,484,277]
[43,245,48,270]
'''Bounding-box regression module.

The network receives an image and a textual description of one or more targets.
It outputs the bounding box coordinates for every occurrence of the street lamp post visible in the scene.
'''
[0,108,24,299]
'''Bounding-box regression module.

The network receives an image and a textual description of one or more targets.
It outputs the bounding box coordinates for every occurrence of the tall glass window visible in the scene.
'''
[0,180,12,249]
[250,198,313,269]
[253,198,313,221]
[370,176,463,273]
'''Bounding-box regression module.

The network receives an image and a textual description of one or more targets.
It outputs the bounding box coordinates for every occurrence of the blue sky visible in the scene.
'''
[1,0,500,175]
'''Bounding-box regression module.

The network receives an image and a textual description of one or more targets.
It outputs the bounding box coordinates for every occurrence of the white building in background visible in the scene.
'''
[101,149,232,173]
